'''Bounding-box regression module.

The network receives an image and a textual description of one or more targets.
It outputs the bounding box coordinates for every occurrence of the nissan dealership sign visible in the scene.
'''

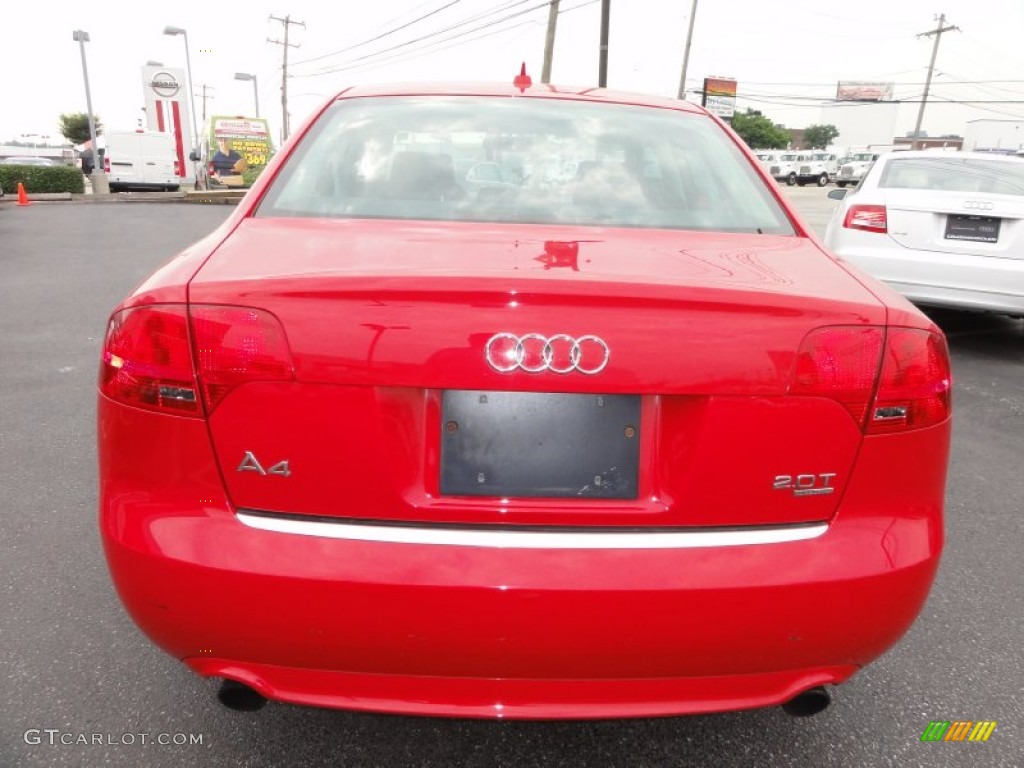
[149,71,180,98]
[140,64,193,181]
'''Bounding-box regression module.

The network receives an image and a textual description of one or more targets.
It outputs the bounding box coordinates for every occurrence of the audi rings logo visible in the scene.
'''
[485,333,610,374]
[964,200,994,211]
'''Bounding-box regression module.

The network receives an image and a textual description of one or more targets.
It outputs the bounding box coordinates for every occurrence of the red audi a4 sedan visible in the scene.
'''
[98,79,951,719]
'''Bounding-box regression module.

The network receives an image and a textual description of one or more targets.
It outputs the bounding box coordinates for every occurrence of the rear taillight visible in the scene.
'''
[790,326,884,426]
[867,328,951,434]
[790,325,951,433]
[100,305,200,416]
[190,305,294,413]
[843,204,887,233]
[100,304,294,416]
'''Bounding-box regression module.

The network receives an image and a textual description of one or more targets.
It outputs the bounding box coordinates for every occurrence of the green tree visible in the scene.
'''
[804,124,840,149]
[58,112,102,145]
[729,109,790,149]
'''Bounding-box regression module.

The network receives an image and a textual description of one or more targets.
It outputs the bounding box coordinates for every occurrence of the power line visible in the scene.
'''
[295,18,537,80]
[373,0,449,33]
[931,95,1024,120]
[932,72,1024,97]
[738,93,1024,108]
[292,0,535,72]
[291,1,462,66]
[293,0,554,78]
[339,0,598,78]
[297,0,547,76]
[739,78,1024,87]
[300,0,594,81]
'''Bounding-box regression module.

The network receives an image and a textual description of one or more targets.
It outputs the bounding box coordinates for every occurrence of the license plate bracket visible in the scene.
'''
[440,391,640,499]
[945,214,1000,243]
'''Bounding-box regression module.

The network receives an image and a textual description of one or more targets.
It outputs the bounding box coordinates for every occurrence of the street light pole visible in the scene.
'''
[234,73,260,117]
[163,26,200,155]
[72,30,108,194]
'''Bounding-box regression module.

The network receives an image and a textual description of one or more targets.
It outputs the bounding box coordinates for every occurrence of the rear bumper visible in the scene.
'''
[103,511,938,717]
[107,181,181,192]
[836,242,1024,315]
[889,280,1024,315]
[99,399,948,718]
[187,658,856,719]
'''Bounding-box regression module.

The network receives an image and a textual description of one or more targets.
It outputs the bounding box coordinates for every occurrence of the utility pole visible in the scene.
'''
[598,0,609,87]
[677,0,699,100]
[268,14,305,142]
[913,13,959,149]
[194,84,214,122]
[541,0,560,84]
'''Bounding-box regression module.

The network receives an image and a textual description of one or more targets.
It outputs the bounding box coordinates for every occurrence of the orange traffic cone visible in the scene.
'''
[16,182,31,206]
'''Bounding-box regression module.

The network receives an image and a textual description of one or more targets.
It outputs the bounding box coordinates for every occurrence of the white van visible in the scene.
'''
[105,130,183,192]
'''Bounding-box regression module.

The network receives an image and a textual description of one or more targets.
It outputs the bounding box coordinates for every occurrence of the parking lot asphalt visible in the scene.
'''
[1,199,1021,767]
[780,184,843,236]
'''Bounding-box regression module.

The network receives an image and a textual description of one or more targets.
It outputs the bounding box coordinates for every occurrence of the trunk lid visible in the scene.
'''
[189,218,885,528]
[884,189,1024,259]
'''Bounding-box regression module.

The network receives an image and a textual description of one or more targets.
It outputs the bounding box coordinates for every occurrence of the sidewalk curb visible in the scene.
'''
[2,191,244,205]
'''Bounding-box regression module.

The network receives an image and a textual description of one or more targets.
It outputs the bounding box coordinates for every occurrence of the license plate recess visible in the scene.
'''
[945,214,1000,243]
[440,391,640,499]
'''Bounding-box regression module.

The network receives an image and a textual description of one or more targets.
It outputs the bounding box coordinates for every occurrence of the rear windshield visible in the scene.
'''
[257,96,794,234]
[878,156,1024,195]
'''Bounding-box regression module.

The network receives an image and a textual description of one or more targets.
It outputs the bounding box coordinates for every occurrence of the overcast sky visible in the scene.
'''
[4,0,1023,146]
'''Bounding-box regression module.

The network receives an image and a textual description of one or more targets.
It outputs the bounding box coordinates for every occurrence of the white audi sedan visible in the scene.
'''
[824,151,1024,316]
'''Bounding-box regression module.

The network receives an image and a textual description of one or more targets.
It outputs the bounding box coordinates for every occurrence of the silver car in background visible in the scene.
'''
[824,151,1024,316]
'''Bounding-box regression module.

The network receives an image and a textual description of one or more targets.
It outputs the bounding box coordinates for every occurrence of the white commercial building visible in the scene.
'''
[962,120,1024,153]
[818,102,900,155]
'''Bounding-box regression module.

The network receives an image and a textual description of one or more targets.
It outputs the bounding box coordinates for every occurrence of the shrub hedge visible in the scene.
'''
[241,164,267,188]
[0,165,85,194]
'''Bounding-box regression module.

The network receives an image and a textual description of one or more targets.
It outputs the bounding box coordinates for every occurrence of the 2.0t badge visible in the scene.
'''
[773,473,837,497]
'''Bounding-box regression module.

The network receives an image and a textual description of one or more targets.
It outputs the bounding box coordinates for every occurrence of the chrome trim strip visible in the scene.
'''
[235,512,828,550]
